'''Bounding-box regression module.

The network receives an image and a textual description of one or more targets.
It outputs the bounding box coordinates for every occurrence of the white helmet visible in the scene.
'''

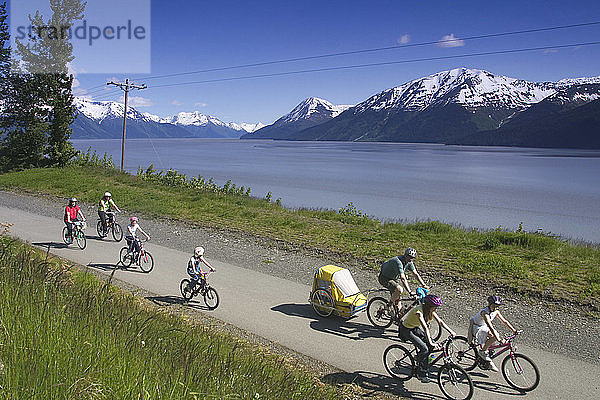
[194,246,205,257]
[104,192,111,197]
[405,247,417,258]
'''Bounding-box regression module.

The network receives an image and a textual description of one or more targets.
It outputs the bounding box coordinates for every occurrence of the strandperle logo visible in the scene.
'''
[15,19,147,46]
[11,0,151,74]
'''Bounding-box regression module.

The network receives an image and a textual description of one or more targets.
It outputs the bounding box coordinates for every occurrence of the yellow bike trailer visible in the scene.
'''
[309,265,367,318]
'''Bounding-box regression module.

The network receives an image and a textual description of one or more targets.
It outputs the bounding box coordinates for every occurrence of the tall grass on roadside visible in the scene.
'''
[0,237,337,399]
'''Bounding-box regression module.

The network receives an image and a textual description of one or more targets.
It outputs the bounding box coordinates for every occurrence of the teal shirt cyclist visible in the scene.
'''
[378,247,429,311]
[380,256,416,280]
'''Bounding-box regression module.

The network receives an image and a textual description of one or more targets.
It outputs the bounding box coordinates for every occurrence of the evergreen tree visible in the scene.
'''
[7,0,85,168]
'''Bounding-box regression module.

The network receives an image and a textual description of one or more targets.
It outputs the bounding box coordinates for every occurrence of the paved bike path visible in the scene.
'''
[1,204,598,400]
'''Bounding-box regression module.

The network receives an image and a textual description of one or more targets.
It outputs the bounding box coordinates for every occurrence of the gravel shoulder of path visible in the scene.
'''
[2,189,599,374]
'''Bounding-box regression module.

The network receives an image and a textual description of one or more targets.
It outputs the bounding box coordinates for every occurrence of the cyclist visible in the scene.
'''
[378,247,429,313]
[184,246,215,293]
[125,217,150,263]
[469,295,518,372]
[398,294,456,383]
[64,197,86,244]
[98,192,121,234]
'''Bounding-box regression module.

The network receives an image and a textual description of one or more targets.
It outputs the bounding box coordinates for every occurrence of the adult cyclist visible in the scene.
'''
[98,192,121,235]
[64,197,86,244]
[378,247,429,314]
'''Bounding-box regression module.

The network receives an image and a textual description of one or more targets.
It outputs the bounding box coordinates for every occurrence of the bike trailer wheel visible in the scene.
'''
[311,289,334,317]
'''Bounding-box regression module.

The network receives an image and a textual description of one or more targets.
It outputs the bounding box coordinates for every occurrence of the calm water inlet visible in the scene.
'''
[71,139,600,244]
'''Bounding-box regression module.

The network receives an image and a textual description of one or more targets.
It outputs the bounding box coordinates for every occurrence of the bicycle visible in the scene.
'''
[384,336,474,400]
[97,211,123,241]
[119,238,154,272]
[447,330,540,392]
[62,221,87,250]
[367,287,442,341]
[180,271,219,310]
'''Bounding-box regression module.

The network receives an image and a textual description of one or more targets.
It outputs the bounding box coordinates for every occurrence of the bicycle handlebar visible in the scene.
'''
[504,329,523,342]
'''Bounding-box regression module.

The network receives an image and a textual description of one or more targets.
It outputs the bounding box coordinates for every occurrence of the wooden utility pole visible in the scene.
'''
[107,79,147,171]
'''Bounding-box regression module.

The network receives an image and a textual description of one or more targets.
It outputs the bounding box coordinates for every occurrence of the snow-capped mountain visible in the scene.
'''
[279,97,352,124]
[72,98,264,139]
[354,68,555,115]
[75,97,155,123]
[287,68,600,145]
[240,97,353,140]
[229,122,267,132]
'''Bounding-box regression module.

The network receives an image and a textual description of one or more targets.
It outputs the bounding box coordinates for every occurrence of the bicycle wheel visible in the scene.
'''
[112,223,123,241]
[446,336,478,371]
[437,363,474,400]
[367,296,393,328]
[119,247,133,267]
[203,287,219,310]
[311,289,334,317]
[180,279,193,300]
[75,230,87,250]
[62,227,70,245]
[501,353,540,392]
[139,251,154,273]
[383,344,415,381]
[430,319,443,341]
[96,220,106,237]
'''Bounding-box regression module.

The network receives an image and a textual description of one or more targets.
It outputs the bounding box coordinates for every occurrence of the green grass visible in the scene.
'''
[0,165,599,306]
[0,236,339,399]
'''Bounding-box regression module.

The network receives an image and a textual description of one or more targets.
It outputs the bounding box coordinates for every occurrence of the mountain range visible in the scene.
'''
[71,98,265,139]
[241,68,600,149]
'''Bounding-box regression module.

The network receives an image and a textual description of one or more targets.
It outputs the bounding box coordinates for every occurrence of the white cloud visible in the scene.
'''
[543,49,558,54]
[437,34,465,48]
[194,102,207,108]
[171,100,182,106]
[397,34,410,44]
[119,95,153,107]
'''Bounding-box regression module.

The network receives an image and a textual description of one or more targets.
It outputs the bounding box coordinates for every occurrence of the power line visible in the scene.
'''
[76,20,600,94]
[146,41,600,89]
[138,21,600,82]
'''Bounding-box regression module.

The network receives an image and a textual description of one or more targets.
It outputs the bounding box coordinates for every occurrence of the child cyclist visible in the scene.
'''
[398,294,456,383]
[185,246,216,293]
[469,295,518,372]
[125,217,150,263]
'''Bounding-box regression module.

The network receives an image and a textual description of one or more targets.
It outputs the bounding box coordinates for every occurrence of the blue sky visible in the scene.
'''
[9,0,600,124]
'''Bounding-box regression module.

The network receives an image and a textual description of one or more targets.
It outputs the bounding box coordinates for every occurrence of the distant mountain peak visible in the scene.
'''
[278,97,352,124]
